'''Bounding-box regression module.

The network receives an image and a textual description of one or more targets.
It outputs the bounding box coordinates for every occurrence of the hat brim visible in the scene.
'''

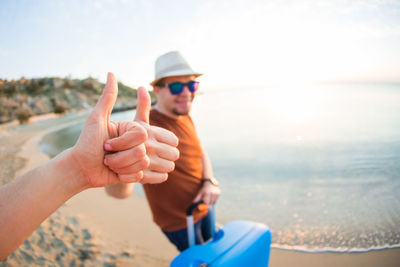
[150,71,203,86]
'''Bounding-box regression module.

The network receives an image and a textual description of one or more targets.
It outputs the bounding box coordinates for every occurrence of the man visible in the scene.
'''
[106,51,221,251]
[145,51,221,251]
[0,73,179,260]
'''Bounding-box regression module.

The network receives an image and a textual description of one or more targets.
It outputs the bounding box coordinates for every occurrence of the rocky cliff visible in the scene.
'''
[0,77,155,124]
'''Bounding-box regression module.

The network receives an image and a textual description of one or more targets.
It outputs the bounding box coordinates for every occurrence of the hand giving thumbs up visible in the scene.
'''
[71,73,178,188]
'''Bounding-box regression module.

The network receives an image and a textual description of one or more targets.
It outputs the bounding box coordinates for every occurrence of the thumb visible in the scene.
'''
[93,72,118,119]
[134,86,151,124]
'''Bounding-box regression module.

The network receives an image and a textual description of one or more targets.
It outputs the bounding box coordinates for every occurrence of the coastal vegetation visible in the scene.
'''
[0,77,155,124]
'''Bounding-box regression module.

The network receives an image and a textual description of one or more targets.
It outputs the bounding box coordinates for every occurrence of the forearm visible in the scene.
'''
[201,151,214,179]
[194,151,220,205]
[0,148,86,260]
[105,183,134,199]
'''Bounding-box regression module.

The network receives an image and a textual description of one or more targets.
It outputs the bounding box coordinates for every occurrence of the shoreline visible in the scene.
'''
[270,247,400,267]
[271,243,400,254]
[1,113,400,266]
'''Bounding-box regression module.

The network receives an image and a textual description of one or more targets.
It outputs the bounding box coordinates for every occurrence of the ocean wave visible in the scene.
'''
[271,243,400,253]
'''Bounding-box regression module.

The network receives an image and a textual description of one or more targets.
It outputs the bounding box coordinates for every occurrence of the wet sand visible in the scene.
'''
[1,113,399,266]
[270,248,400,267]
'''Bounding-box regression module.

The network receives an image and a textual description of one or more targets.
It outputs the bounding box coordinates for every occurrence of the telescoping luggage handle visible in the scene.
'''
[186,201,216,248]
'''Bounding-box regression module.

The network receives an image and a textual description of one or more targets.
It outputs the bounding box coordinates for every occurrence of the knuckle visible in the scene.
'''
[105,154,118,166]
[143,156,150,168]
[145,140,155,153]
[107,139,117,148]
[134,124,148,142]
[136,171,144,181]
[132,144,146,159]
[140,124,149,139]
[140,178,149,185]
[138,144,147,157]
[120,172,143,183]
[140,171,150,184]
[130,121,141,128]
[139,157,150,170]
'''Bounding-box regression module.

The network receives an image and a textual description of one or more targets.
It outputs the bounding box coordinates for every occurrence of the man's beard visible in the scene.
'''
[172,108,189,116]
[172,97,193,116]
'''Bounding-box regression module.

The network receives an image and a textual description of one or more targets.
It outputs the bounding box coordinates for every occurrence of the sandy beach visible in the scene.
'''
[1,113,400,266]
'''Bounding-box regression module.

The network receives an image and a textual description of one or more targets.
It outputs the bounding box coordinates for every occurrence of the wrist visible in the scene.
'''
[201,177,219,186]
[55,148,90,194]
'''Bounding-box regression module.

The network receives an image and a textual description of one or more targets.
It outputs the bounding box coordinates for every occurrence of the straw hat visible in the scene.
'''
[150,51,202,86]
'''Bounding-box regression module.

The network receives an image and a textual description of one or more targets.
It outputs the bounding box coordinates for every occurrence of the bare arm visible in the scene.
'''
[201,150,214,179]
[0,149,87,259]
[193,150,221,205]
[0,73,178,260]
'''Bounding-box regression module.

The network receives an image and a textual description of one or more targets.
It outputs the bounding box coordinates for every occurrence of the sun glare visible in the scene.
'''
[267,85,321,126]
[190,1,387,89]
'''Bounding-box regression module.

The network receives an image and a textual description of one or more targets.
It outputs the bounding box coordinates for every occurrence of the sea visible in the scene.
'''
[40,83,400,253]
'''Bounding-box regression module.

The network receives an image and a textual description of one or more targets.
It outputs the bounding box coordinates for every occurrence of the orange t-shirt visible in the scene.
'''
[143,109,208,232]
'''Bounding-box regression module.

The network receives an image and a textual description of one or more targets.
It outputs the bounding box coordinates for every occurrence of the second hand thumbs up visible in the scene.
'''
[133,87,180,184]
[103,85,179,184]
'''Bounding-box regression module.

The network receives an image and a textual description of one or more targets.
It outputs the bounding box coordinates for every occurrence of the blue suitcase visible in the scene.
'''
[171,202,271,267]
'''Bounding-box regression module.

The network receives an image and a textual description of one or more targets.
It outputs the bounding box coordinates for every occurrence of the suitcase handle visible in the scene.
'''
[186,200,205,216]
[186,201,216,248]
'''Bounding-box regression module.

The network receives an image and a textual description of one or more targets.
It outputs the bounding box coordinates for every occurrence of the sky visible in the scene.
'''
[0,0,400,90]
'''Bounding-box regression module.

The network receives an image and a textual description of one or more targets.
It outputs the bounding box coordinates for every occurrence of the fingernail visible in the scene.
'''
[104,143,112,151]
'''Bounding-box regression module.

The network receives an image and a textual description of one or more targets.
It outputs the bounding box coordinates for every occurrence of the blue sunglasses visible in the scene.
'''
[160,81,200,95]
